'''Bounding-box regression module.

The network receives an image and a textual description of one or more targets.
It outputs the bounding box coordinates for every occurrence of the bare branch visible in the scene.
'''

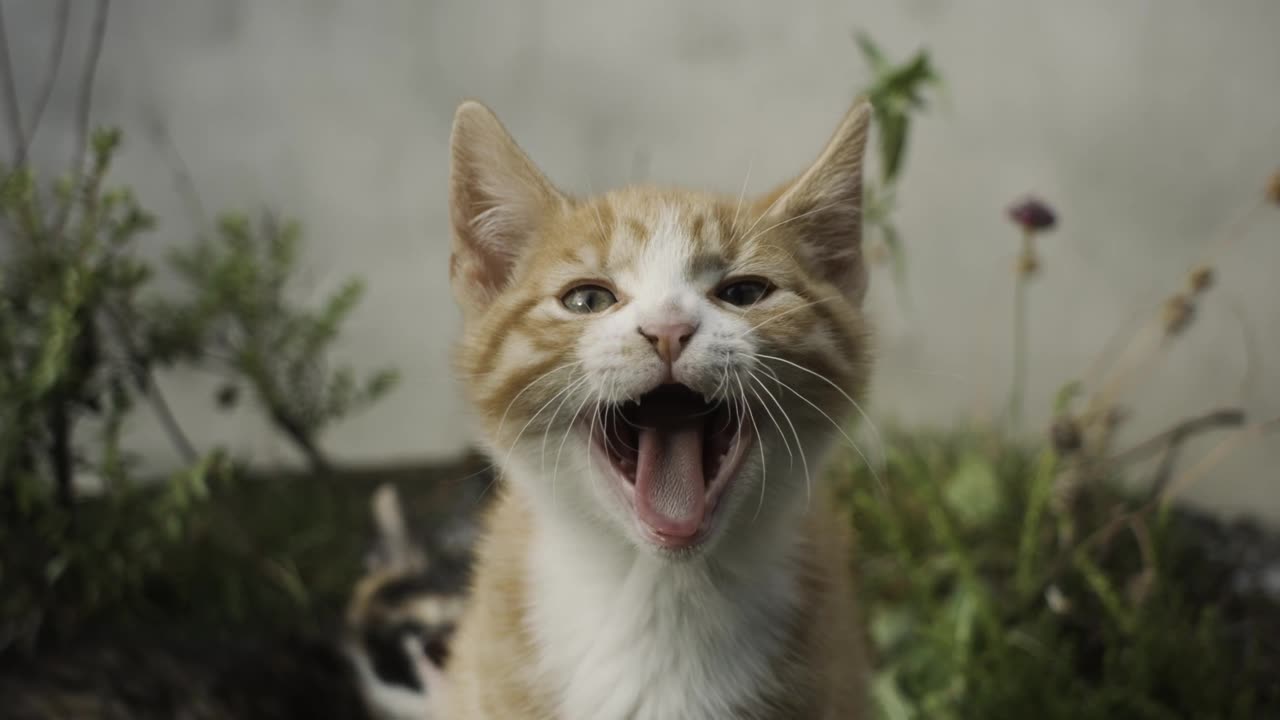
[71,0,110,174]
[147,116,209,229]
[102,304,200,463]
[1160,415,1280,509]
[47,0,108,239]
[15,0,72,168]
[1104,407,1246,470]
[0,2,27,159]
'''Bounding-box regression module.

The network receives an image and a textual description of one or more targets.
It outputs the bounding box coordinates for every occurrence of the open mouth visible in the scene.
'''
[591,384,753,551]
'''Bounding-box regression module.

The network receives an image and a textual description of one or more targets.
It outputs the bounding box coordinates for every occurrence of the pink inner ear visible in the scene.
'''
[449,101,566,314]
[776,198,866,302]
[450,249,514,309]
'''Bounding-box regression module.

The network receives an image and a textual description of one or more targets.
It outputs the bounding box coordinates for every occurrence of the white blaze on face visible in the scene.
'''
[622,205,700,329]
[582,203,750,401]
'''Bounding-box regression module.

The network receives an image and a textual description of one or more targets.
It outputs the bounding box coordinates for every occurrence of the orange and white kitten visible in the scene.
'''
[443,98,875,719]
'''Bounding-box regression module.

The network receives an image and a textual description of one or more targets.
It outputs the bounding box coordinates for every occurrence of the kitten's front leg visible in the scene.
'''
[404,634,451,719]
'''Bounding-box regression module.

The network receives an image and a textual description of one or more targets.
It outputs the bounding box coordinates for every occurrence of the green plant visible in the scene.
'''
[0,0,397,652]
[838,426,1279,719]
[0,125,232,652]
[837,165,1280,717]
[151,214,399,475]
[853,31,943,307]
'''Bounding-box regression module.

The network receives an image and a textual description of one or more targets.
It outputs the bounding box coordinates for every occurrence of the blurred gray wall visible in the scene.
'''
[5,1,1279,521]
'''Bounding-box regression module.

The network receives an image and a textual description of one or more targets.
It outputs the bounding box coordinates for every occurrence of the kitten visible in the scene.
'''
[443,98,875,719]
[344,484,474,720]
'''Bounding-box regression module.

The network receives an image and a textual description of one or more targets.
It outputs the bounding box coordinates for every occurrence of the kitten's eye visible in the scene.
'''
[561,284,617,314]
[716,279,772,307]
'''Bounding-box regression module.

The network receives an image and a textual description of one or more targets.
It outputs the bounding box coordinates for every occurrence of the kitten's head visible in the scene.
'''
[448,100,873,559]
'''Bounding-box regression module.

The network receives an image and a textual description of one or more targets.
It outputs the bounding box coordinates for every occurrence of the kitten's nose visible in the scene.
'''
[638,322,698,368]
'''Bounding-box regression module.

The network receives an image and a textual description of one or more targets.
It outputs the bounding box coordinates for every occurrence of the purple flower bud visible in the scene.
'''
[1008,197,1057,233]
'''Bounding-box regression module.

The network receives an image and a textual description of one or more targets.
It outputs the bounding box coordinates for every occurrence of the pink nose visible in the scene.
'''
[638,322,698,368]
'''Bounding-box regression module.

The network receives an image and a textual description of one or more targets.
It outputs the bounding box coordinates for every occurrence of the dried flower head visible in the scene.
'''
[1188,265,1214,294]
[1267,169,1280,206]
[1104,406,1129,430]
[1050,416,1083,454]
[1162,293,1195,336]
[1008,197,1057,233]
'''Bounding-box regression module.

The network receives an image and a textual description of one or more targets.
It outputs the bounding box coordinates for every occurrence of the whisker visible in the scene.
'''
[585,393,604,494]
[736,183,793,248]
[603,375,634,456]
[540,373,591,474]
[745,371,795,468]
[762,366,885,497]
[756,352,887,475]
[748,369,811,507]
[736,295,842,339]
[739,200,852,249]
[729,158,754,242]
[500,374,589,480]
[494,360,584,440]
[582,178,612,245]
[553,374,602,508]
[732,371,768,523]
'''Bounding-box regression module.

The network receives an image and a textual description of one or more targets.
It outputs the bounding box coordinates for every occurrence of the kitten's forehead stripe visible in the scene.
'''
[473,296,540,376]
[689,215,706,247]
[689,251,724,278]
[623,217,649,243]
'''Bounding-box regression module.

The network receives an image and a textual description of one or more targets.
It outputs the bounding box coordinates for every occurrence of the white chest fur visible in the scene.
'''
[526,519,802,720]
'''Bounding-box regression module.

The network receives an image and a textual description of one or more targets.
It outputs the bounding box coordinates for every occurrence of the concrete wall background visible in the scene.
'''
[5,1,1279,521]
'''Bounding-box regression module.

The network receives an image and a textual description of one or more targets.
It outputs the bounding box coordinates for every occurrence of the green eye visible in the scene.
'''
[561,284,618,314]
[716,279,772,307]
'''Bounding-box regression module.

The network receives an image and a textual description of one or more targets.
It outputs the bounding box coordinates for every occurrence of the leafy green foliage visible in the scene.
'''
[0,130,226,653]
[1,128,397,654]
[855,33,941,184]
[835,429,1279,719]
[854,32,943,306]
[151,213,399,473]
[1,130,157,504]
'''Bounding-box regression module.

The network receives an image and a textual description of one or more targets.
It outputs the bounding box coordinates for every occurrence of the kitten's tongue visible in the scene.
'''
[633,422,706,540]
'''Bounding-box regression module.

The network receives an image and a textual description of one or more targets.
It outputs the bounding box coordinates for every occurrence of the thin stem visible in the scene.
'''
[0,2,26,159]
[47,383,76,508]
[1159,415,1280,509]
[103,304,201,463]
[14,0,71,168]
[52,0,109,235]
[1007,231,1032,428]
[72,0,110,174]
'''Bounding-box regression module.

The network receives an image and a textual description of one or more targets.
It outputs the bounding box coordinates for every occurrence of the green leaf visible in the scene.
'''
[871,669,918,720]
[854,30,890,73]
[1054,380,1082,415]
[942,452,1001,529]
[44,554,70,583]
[870,606,916,652]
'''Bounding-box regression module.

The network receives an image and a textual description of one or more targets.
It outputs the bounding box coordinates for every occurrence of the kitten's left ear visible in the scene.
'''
[448,101,568,317]
[757,98,873,304]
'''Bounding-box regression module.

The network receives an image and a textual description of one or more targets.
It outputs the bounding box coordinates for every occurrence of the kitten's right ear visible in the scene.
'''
[448,101,567,316]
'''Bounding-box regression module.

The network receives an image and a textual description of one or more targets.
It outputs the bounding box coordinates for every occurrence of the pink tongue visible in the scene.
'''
[633,424,706,539]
